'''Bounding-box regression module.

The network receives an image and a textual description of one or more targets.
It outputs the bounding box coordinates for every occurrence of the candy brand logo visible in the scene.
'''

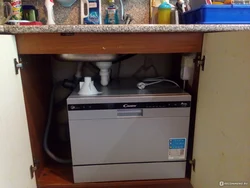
[123,104,137,108]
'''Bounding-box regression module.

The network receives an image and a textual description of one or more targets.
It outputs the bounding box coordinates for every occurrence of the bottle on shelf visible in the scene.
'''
[158,0,172,24]
[10,0,22,20]
[104,0,119,24]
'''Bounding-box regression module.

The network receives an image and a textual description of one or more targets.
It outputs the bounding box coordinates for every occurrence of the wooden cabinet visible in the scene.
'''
[15,33,203,54]
[0,35,37,188]
[0,31,249,188]
[191,32,250,188]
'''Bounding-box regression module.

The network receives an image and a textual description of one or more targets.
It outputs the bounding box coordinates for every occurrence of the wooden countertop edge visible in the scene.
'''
[16,32,204,54]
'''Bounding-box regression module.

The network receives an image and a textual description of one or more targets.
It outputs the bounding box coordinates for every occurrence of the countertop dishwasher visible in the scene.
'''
[67,80,191,183]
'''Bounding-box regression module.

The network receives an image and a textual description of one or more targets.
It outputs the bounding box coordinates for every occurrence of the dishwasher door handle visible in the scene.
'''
[117,109,143,117]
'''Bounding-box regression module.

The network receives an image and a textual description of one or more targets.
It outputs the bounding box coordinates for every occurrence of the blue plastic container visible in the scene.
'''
[183,4,250,24]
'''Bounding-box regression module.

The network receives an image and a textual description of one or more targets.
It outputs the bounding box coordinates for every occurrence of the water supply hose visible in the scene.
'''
[43,81,72,164]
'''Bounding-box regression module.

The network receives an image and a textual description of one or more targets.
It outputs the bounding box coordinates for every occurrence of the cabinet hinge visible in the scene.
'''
[194,54,206,71]
[14,58,24,75]
[30,159,40,179]
[189,159,196,172]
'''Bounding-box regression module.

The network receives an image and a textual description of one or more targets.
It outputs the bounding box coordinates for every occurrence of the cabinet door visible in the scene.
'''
[0,35,37,188]
[191,31,250,188]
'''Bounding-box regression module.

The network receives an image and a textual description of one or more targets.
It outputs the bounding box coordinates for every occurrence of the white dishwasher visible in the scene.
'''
[67,81,191,183]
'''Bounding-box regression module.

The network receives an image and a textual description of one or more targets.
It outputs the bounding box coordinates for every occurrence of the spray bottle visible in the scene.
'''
[45,0,55,25]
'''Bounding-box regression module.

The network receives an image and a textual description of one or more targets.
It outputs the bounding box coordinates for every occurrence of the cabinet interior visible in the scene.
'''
[20,53,200,188]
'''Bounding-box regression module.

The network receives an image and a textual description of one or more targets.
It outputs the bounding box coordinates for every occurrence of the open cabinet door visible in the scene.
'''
[0,35,37,188]
[191,31,250,188]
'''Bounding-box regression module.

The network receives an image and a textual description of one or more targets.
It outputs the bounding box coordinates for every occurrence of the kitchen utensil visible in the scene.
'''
[20,21,42,25]
[205,0,213,4]
[80,0,89,24]
[170,9,179,24]
[150,0,160,23]
[125,14,133,24]
[224,0,233,4]
[185,0,191,11]
[150,0,160,24]
[45,0,55,25]
[233,0,250,4]
[7,20,30,25]
[56,0,77,7]
[0,0,12,25]
[22,5,38,21]
[7,20,42,25]
[212,2,224,4]
[176,0,185,13]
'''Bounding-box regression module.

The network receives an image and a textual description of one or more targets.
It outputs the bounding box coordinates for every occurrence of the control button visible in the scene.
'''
[181,102,188,107]
[108,104,114,108]
[70,105,76,110]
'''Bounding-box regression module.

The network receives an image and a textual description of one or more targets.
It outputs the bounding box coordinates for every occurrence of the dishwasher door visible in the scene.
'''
[69,116,190,165]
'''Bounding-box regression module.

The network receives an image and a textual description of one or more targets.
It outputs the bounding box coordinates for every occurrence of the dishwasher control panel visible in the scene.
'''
[68,101,191,111]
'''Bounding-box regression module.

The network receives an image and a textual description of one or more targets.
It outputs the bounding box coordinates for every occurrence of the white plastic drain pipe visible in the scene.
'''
[96,62,112,86]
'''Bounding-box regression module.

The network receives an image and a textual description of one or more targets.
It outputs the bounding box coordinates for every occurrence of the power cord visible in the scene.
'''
[137,77,180,90]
